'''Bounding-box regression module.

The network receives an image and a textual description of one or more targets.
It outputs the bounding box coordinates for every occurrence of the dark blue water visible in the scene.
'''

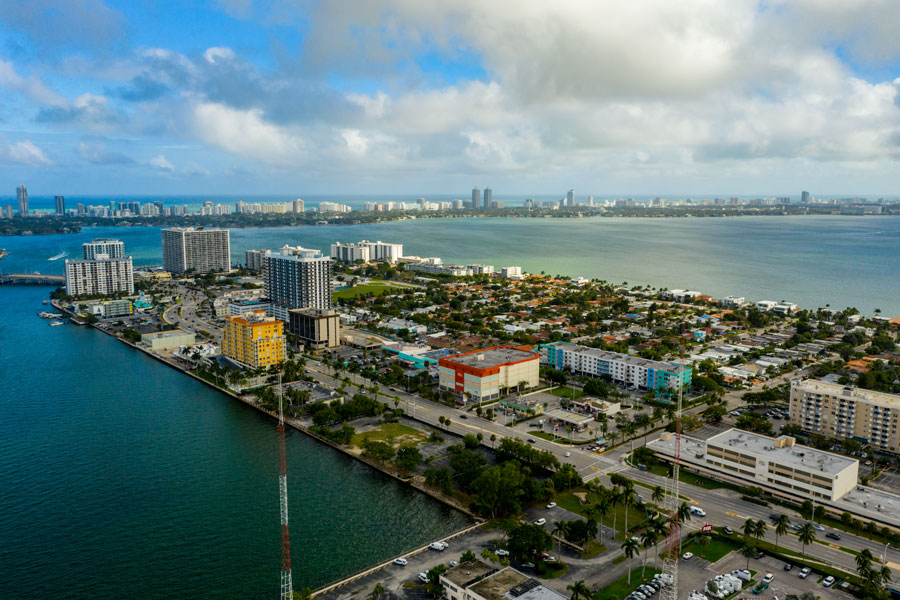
[0,242,470,599]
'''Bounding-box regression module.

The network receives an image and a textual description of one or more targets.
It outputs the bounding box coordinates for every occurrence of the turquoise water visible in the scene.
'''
[1,215,898,598]
[0,241,471,599]
[8,214,897,314]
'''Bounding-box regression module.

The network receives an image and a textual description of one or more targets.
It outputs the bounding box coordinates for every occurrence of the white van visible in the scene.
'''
[690,506,706,517]
[430,541,448,551]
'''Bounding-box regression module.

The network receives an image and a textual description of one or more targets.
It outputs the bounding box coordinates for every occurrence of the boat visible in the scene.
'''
[38,311,64,319]
[48,251,68,261]
[49,320,64,327]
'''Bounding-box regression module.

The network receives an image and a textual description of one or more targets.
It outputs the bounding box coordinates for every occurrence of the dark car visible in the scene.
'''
[723,527,734,535]
[784,564,794,571]
[459,414,468,419]
[528,439,536,444]
[769,513,781,521]
[756,550,765,559]
[826,532,841,541]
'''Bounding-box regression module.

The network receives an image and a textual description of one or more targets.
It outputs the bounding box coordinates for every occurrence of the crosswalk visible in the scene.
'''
[581,458,626,481]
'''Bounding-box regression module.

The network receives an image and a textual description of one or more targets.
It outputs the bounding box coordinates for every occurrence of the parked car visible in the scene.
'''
[823,576,836,587]
[784,564,793,571]
[495,549,509,556]
[394,558,408,566]
[682,552,694,560]
[418,572,429,583]
[546,502,557,509]
[763,574,775,584]
[723,527,734,535]
[756,550,765,559]
[449,560,458,567]
[534,518,546,526]
[799,567,811,579]
[826,532,841,541]
[521,562,535,569]
[430,541,448,551]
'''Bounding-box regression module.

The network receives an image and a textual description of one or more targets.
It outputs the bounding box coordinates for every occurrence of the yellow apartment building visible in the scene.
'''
[222,310,286,368]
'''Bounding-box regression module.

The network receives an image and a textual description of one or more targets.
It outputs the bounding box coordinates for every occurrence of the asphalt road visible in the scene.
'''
[162,288,223,338]
[302,358,622,480]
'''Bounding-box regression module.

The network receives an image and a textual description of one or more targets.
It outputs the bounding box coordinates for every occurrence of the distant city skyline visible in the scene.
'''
[1,3,900,195]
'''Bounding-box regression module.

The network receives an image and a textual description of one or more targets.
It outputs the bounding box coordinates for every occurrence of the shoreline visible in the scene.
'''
[50,299,478,593]
[6,209,899,237]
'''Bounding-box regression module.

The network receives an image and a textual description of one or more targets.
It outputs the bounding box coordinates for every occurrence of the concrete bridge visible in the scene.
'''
[0,273,66,285]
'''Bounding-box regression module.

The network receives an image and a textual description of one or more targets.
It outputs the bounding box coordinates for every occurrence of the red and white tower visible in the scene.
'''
[660,338,685,600]
[277,378,293,600]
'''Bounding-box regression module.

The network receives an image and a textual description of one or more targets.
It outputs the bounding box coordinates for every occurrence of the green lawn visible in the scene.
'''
[548,387,585,400]
[351,423,427,448]
[334,282,403,300]
[593,567,661,600]
[555,489,649,539]
[680,536,741,563]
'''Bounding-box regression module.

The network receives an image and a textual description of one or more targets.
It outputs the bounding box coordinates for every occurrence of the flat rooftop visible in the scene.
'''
[706,429,857,475]
[543,342,690,374]
[794,379,900,408]
[545,408,595,425]
[141,329,192,339]
[468,568,529,600]
[444,347,538,369]
[442,560,495,588]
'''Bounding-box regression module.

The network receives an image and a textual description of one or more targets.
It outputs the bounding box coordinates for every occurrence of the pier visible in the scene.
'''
[0,273,66,285]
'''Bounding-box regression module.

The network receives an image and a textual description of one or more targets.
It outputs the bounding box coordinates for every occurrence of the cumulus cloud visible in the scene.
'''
[149,154,175,172]
[191,101,308,164]
[0,0,126,51]
[0,139,54,166]
[9,1,900,189]
[78,141,134,164]
[0,59,66,106]
[37,93,127,132]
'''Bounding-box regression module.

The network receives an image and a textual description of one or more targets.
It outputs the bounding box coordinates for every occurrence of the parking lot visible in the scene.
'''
[714,551,854,600]
[868,467,900,495]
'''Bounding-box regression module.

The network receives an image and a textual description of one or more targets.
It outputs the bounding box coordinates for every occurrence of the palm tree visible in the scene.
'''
[741,543,756,570]
[651,518,668,568]
[609,489,622,538]
[621,485,636,538]
[640,527,659,578]
[797,522,817,556]
[774,514,789,550]
[879,565,893,587]
[754,519,768,543]
[552,520,569,556]
[742,518,756,541]
[586,500,610,547]
[652,486,664,505]
[371,583,385,600]
[856,548,875,575]
[567,581,591,600]
[623,537,640,584]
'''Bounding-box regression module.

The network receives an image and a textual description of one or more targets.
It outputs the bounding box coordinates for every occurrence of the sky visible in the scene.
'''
[1,0,900,197]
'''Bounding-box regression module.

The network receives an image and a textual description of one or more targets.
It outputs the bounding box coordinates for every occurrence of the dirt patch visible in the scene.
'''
[573,492,588,503]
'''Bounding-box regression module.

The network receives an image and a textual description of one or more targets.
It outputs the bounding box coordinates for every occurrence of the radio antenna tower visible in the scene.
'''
[660,330,685,600]
[277,374,293,600]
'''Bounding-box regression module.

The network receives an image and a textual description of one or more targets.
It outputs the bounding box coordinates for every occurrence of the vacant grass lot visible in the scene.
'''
[556,489,649,539]
[680,536,741,563]
[351,423,427,448]
[593,567,661,600]
[548,387,585,400]
[334,282,403,300]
